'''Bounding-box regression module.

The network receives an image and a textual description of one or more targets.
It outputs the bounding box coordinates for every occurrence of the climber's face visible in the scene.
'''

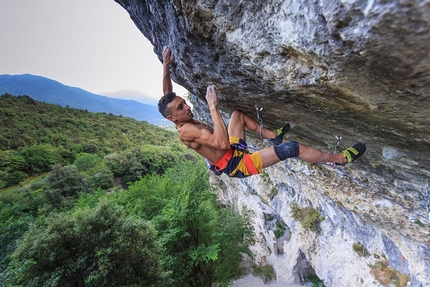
[166,96,193,122]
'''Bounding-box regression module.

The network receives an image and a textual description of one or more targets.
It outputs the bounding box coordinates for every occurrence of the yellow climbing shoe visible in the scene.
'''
[271,123,290,145]
[342,142,366,164]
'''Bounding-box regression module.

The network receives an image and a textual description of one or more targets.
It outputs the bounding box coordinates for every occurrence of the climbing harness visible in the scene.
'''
[231,142,260,151]
[255,105,263,144]
[146,1,159,50]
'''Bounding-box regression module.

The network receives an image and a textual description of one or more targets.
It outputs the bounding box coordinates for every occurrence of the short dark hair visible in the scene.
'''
[158,92,177,118]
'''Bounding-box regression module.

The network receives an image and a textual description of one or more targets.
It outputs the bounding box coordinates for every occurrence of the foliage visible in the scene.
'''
[251,264,276,284]
[45,164,90,197]
[20,144,60,173]
[274,221,287,238]
[370,260,409,287]
[306,274,326,287]
[0,151,27,187]
[352,242,369,257]
[0,94,179,188]
[290,203,323,231]
[1,94,253,286]
[414,220,425,227]
[101,160,253,286]
[0,202,32,281]
[74,153,103,172]
[5,199,169,287]
[103,145,190,184]
[74,154,114,190]
[1,159,253,286]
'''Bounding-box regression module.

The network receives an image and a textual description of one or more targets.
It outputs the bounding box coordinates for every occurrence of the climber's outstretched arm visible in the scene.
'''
[162,47,175,94]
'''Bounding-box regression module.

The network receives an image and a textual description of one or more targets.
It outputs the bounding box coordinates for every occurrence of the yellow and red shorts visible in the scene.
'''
[210,136,263,178]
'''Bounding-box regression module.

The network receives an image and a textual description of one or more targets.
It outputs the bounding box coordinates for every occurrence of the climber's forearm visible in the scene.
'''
[163,64,173,95]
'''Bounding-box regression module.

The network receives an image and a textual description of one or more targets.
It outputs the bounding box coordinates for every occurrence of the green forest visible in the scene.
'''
[0,94,253,286]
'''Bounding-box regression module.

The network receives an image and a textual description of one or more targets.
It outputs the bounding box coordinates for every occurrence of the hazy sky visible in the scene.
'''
[0,0,187,99]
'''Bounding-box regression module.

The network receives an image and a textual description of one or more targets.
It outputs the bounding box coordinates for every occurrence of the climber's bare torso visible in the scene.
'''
[166,96,230,163]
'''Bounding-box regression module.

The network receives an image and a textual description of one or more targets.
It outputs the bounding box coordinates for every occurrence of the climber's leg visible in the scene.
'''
[259,141,365,168]
[295,144,347,164]
[228,110,276,140]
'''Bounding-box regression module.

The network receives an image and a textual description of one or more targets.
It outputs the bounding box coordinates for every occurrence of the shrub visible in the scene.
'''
[274,221,287,238]
[370,260,409,287]
[74,153,102,172]
[290,203,323,231]
[5,199,169,287]
[352,242,369,257]
[306,274,326,287]
[46,164,90,197]
[251,264,276,284]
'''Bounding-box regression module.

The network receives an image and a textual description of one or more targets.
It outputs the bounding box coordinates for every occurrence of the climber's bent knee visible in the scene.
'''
[274,141,299,160]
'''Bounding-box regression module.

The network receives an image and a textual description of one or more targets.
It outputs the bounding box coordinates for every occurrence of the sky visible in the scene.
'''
[0,0,188,99]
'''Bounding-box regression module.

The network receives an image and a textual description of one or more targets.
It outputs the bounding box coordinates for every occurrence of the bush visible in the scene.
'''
[90,168,114,190]
[104,145,185,184]
[290,203,323,231]
[306,274,326,287]
[74,153,102,172]
[45,164,90,197]
[251,264,276,284]
[20,145,59,173]
[5,199,169,287]
[0,202,32,280]
[370,260,409,287]
[352,242,369,257]
[274,221,287,238]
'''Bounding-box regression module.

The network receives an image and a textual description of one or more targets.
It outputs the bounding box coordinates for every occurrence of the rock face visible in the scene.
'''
[115,0,430,285]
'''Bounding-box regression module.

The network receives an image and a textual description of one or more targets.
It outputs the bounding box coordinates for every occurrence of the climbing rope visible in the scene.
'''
[255,105,263,144]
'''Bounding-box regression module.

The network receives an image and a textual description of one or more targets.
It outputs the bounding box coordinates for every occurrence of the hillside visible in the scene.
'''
[0,74,168,125]
[0,94,183,188]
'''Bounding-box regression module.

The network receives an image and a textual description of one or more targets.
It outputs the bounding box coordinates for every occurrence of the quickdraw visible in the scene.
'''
[255,105,263,144]
[334,134,342,154]
[331,134,342,167]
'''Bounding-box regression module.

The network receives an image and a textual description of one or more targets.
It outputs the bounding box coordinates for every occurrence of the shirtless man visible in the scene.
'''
[158,47,366,178]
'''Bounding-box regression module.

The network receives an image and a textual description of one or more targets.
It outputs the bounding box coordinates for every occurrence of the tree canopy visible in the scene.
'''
[1,95,253,286]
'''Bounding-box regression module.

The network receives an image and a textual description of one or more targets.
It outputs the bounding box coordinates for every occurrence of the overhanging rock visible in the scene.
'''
[115,0,430,285]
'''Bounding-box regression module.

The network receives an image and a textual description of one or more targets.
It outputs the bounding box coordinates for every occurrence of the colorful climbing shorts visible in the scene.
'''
[211,136,263,178]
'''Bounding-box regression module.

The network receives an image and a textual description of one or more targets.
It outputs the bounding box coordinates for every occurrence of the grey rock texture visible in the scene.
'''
[115,0,430,285]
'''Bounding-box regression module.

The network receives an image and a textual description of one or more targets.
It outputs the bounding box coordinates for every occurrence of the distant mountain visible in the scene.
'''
[101,89,159,106]
[0,74,167,125]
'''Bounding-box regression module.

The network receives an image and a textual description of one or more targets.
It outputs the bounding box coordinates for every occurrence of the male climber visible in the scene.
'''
[158,47,366,178]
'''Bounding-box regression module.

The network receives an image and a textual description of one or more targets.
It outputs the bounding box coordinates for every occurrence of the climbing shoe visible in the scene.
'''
[271,123,290,145]
[340,142,366,164]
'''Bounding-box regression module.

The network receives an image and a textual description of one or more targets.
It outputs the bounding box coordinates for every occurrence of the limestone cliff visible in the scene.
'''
[114,0,430,286]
